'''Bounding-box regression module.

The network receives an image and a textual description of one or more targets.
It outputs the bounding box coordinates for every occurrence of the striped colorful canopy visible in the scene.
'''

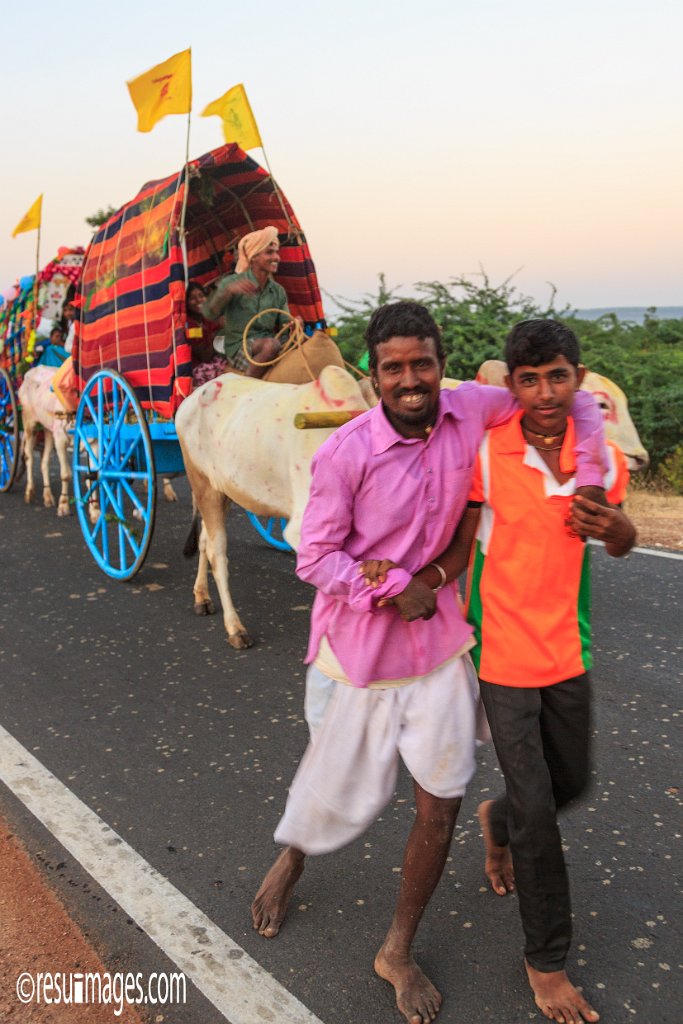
[75,144,325,418]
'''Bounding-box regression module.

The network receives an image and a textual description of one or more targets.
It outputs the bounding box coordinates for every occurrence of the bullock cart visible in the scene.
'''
[0,280,28,489]
[72,144,326,579]
[0,249,84,491]
[0,367,19,491]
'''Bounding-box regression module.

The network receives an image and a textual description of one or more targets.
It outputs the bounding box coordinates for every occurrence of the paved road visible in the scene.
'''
[0,478,681,1024]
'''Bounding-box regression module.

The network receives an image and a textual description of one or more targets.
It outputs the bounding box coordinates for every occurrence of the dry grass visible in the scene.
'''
[624,489,683,551]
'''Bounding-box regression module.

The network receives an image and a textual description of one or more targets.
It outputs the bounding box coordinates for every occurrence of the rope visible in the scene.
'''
[241,310,316,380]
[240,312,370,383]
[342,357,368,380]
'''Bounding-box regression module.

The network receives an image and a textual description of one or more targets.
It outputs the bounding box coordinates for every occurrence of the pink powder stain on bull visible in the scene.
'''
[198,380,223,407]
[313,378,345,408]
[591,389,618,424]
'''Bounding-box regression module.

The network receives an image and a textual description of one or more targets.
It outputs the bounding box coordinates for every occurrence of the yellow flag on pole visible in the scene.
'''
[201,83,262,150]
[127,49,192,133]
[12,194,42,238]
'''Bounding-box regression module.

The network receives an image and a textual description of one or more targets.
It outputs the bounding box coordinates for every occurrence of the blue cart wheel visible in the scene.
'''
[245,511,293,552]
[72,369,156,580]
[0,368,19,492]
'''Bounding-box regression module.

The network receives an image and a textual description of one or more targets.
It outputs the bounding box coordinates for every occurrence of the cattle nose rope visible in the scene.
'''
[241,311,368,381]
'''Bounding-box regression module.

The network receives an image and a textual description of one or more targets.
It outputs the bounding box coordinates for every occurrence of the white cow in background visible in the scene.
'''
[473,359,649,471]
[18,366,72,515]
[176,365,369,649]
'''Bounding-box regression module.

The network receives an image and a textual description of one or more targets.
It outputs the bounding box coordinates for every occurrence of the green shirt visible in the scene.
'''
[201,269,290,360]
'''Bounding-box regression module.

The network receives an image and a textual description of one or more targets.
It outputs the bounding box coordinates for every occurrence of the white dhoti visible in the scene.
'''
[274,655,480,855]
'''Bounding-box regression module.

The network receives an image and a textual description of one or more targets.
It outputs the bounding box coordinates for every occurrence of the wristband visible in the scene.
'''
[427,561,447,592]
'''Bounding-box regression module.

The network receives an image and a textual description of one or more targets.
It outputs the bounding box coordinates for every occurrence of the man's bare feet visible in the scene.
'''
[251,847,305,938]
[525,961,600,1023]
[478,800,514,896]
[374,943,442,1024]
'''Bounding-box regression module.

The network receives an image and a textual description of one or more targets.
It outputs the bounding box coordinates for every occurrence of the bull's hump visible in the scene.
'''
[315,365,367,409]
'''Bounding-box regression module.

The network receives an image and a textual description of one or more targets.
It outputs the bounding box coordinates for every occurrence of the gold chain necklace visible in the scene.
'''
[527,442,564,451]
[522,422,567,446]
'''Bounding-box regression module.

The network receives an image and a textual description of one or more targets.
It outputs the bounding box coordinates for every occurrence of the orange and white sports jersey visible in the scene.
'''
[465,412,628,687]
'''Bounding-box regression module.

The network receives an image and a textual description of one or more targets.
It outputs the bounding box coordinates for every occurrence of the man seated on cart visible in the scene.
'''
[200,226,291,378]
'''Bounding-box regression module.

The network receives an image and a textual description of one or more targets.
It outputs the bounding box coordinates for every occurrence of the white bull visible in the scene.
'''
[473,359,649,471]
[176,365,369,649]
[17,365,72,515]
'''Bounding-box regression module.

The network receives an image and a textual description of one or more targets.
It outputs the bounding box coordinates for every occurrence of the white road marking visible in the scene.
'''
[631,545,683,561]
[588,540,683,561]
[0,725,324,1024]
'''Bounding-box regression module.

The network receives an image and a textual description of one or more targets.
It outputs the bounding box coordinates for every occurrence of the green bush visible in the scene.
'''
[329,273,398,367]
[329,273,683,471]
[658,444,683,494]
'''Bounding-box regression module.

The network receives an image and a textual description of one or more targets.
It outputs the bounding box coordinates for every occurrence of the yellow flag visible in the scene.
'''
[201,83,262,150]
[127,49,192,133]
[12,194,42,238]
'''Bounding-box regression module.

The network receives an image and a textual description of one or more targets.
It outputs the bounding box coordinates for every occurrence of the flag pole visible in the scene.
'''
[179,108,192,287]
[259,143,297,238]
[32,219,41,343]
[166,106,192,397]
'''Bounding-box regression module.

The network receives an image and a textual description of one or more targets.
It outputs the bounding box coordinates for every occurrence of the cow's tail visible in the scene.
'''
[183,496,201,559]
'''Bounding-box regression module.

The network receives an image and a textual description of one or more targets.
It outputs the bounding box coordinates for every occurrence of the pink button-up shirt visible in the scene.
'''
[296,383,606,687]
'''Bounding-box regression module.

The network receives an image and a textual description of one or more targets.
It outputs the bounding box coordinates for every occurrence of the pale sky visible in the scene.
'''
[2,0,681,314]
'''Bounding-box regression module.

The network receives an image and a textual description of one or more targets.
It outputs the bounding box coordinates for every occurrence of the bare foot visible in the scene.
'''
[478,800,514,896]
[251,847,305,938]
[526,961,600,1023]
[375,944,442,1024]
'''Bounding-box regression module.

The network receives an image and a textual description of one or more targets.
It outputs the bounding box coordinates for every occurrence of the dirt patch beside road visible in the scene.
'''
[625,491,683,551]
[0,821,146,1023]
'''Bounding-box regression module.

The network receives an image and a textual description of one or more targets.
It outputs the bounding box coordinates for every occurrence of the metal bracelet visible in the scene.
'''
[427,561,447,591]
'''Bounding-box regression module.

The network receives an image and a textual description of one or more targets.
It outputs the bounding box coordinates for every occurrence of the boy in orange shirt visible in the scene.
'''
[467,321,634,1023]
[364,319,635,1023]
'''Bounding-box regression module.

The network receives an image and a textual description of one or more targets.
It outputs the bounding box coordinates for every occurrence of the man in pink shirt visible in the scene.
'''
[251,301,606,1024]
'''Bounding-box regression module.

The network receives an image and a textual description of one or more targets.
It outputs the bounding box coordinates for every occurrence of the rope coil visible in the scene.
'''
[241,309,309,371]
[241,309,368,382]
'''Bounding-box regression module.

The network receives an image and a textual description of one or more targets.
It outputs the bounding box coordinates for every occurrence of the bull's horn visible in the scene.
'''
[294,411,364,429]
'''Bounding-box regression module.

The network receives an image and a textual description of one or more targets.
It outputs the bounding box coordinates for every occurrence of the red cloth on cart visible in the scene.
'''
[74,144,325,419]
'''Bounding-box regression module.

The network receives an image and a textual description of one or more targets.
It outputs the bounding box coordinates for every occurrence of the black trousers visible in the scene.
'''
[479,674,591,972]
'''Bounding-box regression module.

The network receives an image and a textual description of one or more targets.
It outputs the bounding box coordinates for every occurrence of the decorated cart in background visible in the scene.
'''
[72,142,326,579]
[0,247,84,490]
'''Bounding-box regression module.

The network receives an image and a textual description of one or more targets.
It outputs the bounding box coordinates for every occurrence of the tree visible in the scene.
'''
[85,206,118,229]
[329,272,683,476]
[415,272,567,381]
[327,274,399,367]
